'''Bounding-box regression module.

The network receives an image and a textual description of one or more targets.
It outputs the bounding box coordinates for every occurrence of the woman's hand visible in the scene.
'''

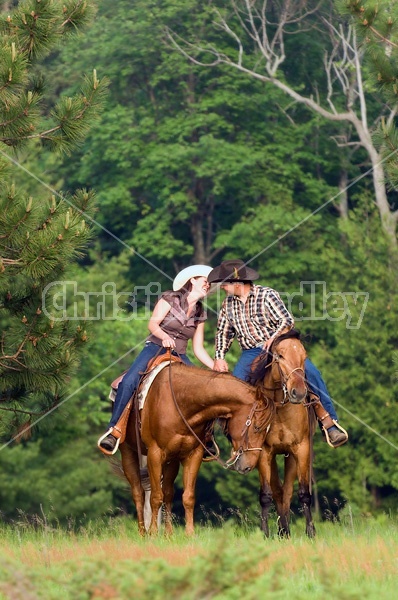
[162,336,176,349]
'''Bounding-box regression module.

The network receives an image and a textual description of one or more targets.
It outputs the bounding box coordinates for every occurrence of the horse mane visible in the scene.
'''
[179,364,255,390]
[247,328,301,387]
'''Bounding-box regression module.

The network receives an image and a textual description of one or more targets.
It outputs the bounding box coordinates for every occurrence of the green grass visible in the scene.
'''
[0,511,397,599]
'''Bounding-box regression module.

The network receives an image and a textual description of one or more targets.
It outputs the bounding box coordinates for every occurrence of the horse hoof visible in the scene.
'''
[306,524,316,538]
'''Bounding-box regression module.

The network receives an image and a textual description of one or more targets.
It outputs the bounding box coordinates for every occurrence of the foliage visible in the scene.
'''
[0,519,397,599]
[0,251,156,522]
[0,1,106,155]
[0,0,107,438]
[0,0,397,525]
[340,0,398,194]
[36,0,345,273]
[304,214,398,511]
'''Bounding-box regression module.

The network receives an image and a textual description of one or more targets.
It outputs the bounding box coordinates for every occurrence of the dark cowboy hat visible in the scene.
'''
[208,259,259,284]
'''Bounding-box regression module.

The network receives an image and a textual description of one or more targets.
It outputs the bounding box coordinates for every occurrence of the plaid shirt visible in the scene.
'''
[214,284,294,360]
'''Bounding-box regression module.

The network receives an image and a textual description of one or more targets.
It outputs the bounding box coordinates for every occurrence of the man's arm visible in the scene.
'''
[214,303,235,366]
[262,289,294,350]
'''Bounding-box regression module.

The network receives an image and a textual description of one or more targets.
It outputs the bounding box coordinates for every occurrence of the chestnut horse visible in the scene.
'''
[248,330,316,538]
[120,363,274,536]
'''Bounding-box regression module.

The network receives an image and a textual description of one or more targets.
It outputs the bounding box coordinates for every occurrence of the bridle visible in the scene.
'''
[274,354,307,405]
[260,348,307,405]
[223,401,271,469]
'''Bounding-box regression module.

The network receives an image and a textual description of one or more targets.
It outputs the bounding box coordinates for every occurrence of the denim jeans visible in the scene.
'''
[304,357,338,421]
[232,347,263,380]
[109,342,192,427]
[232,348,339,421]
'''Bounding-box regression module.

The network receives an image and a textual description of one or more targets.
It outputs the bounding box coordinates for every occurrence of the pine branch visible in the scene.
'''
[0,1,109,151]
[0,1,104,418]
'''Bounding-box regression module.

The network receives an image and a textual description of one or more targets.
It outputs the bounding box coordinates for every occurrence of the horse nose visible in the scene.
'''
[233,462,253,475]
[238,464,253,475]
[290,387,306,404]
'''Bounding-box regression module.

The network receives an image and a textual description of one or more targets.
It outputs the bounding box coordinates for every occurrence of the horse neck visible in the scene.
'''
[184,374,255,421]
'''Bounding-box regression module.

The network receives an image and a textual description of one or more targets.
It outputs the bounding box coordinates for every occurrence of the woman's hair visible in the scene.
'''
[179,275,206,294]
[179,282,193,293]
[172,286,204,321]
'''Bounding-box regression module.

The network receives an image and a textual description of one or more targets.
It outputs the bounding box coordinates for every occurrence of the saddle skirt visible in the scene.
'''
[136,362,169,410]
[108,350,183,404]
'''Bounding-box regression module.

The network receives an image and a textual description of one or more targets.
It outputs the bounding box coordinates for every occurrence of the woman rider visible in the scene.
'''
[98,265,214,455]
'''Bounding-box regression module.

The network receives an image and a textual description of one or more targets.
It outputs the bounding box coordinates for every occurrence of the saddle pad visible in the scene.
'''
[137,362,170,410]
[108,361,173,403]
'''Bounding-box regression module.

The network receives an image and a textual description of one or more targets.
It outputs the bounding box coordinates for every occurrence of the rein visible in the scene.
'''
[166,361,264,470]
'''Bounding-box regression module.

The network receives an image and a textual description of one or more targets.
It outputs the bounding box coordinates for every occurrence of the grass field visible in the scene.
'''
[0,510,397,599]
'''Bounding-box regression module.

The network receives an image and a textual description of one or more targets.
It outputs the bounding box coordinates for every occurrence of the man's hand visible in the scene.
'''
[262,337,274,352]
[263,328,290,353]
[213,358,229,372]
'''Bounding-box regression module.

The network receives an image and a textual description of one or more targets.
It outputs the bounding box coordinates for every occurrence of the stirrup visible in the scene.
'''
[97,428,121,456]
[323,420,348,448]
[202,438,220,462]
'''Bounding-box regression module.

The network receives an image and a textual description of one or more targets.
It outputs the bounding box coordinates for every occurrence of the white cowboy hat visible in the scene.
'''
[172,264,212,291]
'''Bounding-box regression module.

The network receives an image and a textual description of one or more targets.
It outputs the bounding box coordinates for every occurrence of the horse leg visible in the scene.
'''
[275,454,297,538]
[296,446,315,538]
[257,452,273,537]
[161,459,180,536]
[181,447,203,536]
[120,445,146,536]
[269,455,291,538]
[146,445,165,535]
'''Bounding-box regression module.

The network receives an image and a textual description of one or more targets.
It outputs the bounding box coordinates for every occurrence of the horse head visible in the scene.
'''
[225,393,275,474]
[249,330,307,405]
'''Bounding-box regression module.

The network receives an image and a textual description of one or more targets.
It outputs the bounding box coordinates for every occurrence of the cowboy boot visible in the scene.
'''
[311,395,348,448]
[97,398,133,456]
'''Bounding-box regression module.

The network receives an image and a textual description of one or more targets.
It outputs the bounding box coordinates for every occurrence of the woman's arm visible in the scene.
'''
[148,298,176,348]
[192,322,215,369]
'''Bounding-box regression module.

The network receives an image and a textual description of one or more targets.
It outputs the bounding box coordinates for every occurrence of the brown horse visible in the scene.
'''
[248,330,316,538]
[120,363,274,536]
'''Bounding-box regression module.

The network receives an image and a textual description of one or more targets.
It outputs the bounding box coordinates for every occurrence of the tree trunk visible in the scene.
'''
[337,170,349,219]
[190,213,207,264]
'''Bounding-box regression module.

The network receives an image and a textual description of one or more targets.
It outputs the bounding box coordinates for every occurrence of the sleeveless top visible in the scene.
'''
[146,291,207,354]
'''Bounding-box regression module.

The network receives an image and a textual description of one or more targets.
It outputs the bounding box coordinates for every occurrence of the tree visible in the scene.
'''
[167,0,398,247]
[342,1,398,207]
[0,252,152,524]
[0,0,107,439]
[3,0,395,520]
[39,0,340,275]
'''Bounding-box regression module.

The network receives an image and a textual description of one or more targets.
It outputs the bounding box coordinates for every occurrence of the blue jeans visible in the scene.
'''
[109,342,192,427]
[233,349,339,421]
[232,347,263,380]
[304,358,338,421]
